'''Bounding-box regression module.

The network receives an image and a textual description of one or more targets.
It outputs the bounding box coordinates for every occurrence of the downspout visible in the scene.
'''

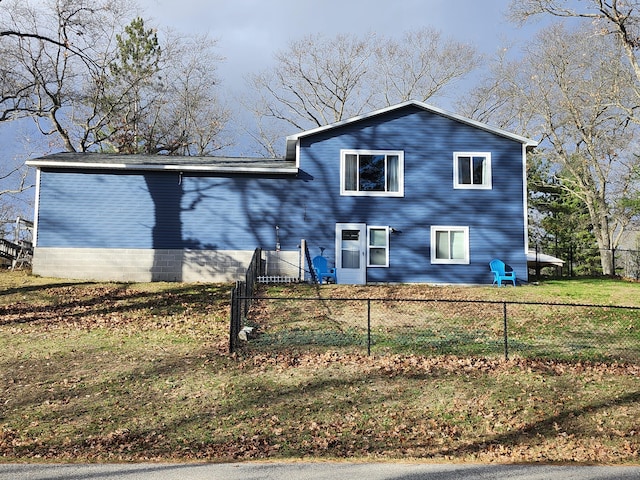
[522,144,530,256]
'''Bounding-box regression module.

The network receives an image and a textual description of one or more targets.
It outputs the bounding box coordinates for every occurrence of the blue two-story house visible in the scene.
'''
[26,101,537,284]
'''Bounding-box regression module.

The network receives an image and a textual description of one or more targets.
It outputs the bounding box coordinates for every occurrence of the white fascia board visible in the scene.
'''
[25,160,298,174]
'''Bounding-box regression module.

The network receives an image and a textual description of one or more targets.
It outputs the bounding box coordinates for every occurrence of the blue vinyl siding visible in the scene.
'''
[295,105,528,283]
[35,104,529,284]
[37,170,306,251]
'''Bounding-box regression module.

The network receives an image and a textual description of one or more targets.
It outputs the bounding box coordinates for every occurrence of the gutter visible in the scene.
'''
[25,160,298,175]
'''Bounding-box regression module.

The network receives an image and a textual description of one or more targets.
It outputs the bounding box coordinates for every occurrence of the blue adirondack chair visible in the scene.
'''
[490,259,516,287]
[312,256,337,284]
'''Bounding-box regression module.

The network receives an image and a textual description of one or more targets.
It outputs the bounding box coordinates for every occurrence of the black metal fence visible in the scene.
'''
[529,245,640,279]
[232,296,640,363]
[229,248,263,353]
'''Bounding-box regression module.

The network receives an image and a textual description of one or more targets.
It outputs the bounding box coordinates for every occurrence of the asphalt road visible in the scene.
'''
[2,462,640,480]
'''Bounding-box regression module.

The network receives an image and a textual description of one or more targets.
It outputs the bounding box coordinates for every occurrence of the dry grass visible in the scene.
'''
[0,271,639,464]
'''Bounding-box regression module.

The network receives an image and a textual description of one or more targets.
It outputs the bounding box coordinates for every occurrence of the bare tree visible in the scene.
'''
[0,0,230,155]
[0,0,135,152]
[509,0,640,123]
[0,0,100,123]
[374,28,481,106]
[248,33,375,133]
[144,32,230,156]
[246,29,481,156]
[465,23,640,275]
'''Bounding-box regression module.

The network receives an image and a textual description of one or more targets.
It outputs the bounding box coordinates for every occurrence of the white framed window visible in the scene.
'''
[341,149,404,197]
[453,152,491,189]
[431,226,469,264]
[367,226,389,267]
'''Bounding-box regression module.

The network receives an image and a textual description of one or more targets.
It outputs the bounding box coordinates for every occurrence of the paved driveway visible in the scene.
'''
[2,462,640,480]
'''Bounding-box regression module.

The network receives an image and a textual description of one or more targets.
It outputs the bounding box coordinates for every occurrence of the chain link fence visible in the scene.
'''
[529,245,640,279]
[233,296,640,363]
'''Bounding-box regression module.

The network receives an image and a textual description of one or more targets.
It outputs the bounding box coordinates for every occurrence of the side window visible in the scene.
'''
[341,150,404,197]
[367,226,389,267]
[453,152,491,189]
[431,226,469,264]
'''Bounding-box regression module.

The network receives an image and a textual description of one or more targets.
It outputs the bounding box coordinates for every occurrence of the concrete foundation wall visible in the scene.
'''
[32,248,299,283]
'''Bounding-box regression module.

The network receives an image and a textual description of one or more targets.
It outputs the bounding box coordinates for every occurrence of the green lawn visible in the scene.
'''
[1,272,639,464]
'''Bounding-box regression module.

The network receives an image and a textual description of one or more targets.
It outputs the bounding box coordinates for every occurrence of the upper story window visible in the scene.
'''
[341,150,404,197]
[453,152,491,189]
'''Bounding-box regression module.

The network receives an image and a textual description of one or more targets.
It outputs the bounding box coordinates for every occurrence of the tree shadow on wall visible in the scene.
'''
[144,172,248,282]
[145,173,184,281]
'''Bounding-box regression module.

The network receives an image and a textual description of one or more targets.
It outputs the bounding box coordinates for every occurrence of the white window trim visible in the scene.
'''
[453,152,492,190]
[367,226,389,267]
[340,149,404,197]
[430,226,470,264]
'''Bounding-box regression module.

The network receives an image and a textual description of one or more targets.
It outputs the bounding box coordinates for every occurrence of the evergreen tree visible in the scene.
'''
[107,17,161,153]
[528,154,600,276]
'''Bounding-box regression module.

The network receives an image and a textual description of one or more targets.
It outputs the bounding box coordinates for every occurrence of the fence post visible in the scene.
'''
[367,299,371,356]
[300,239,306,281]
[503,301,509,361]
[229,285,237,354]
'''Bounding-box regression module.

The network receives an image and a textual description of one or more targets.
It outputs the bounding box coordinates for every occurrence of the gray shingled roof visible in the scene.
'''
[26,152,297,174]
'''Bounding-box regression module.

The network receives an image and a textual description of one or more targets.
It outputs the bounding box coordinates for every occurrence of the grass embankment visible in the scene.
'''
[0,272,638,463]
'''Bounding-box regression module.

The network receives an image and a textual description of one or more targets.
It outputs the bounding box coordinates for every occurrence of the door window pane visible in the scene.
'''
[341,230,360,268]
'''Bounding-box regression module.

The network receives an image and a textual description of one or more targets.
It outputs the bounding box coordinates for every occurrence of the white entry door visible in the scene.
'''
[335,223,366,284]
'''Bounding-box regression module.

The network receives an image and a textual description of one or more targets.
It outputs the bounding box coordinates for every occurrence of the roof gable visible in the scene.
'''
[285,100,537,160]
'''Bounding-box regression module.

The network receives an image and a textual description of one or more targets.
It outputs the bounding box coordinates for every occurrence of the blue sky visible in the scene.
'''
[139,0,539,102]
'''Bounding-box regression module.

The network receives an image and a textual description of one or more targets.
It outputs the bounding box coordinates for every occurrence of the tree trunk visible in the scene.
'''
[599,248,615,276]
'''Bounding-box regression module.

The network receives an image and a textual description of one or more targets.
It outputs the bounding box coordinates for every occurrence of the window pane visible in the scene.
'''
[344,154,357,191]
[369,228,387,247]
[369,247,386,266]
[341,230,360,268]
[458,156,471,184]
[359,154,385,191]
[472,156,485,184]
[450,230,465,259]
[436,231,449,259]
[387,155,399,192]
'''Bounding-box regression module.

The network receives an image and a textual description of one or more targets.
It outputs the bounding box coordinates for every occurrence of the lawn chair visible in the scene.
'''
[490,259,516,286]
[312,255,337,284]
